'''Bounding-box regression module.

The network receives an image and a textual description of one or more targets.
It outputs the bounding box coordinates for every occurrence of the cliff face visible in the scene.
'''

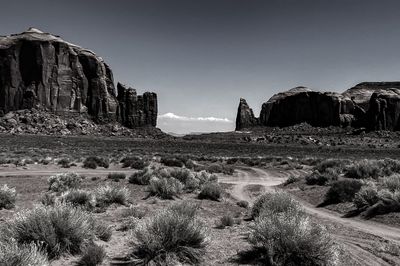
[0,28,157,128]
[236,83,400,132]
[116,83,157,127]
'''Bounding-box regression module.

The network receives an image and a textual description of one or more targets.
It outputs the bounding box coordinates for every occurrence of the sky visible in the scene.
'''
[1,0,400,134]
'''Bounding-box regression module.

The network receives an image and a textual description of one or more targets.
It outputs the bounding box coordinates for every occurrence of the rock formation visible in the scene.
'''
[236,83,400,131]
[0,28,157,129]
[116,83,157,127]
[365,89,400,131]
[235,98,259,130]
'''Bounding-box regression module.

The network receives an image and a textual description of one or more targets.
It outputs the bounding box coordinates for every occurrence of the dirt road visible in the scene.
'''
[219,167,400,266]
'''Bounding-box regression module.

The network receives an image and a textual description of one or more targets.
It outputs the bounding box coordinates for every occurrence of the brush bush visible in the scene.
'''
[251,191,302,219]
[130,202,208,265]
[4,204,94,258]
[83,156,109,169]
[353,184,379,210]
[249,210,339,265]
[0,240,49,266]
[60,189,96,210]
[322,179,363,206]
[0,184,17,209]
[198,182,222,201]
[77,243,106,266]
[147,177,184,199]
[48,172,83,192]
[107,172,126,182]
[95,185,129,207]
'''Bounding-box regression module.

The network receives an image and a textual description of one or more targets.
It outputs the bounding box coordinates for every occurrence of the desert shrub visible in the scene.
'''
[129,166,155,185]
[205,163,234,175]
[218,215,234,228]
[345,159,381,179]
[315,159,348,174]
[122,205,147,219]
[195,170,218,185]
[322,179,363,206]
[353,184,379,209]
[283,175,299,186]
[94,222,112,242]
[382,174,400,192]
[237,200,249,208]
[57,158,71,168]
[160,156,185,167]
[0,240,49,266]
[305,169,338,186]
[95,185,129,207]
[121,156,148,169]
[41,192,57,206]
[77,243,106,266]
[198,182,222,201]
[107,172,126,182]
[48,172,83,192]
[5,204,94,258]
[0,184,17,209]
[83,156,109,169]
[249,210,339,265]
[251,191,302,219]
[131,202,207,264]
[147,177,184,199]
[60,189,96,210]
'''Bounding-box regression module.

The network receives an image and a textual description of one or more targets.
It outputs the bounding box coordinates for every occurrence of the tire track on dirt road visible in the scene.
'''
[219,167,400,266]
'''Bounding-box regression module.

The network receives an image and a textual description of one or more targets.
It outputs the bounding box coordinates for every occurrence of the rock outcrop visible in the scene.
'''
[235,98,259,130]
[0,28,158,130]
[236,83,400,132]
[365,89,400,131]
[343,82,400,110]
[116,83,157,127]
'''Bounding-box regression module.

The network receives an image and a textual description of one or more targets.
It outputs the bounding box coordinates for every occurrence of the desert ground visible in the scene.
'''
[1,132,400,266]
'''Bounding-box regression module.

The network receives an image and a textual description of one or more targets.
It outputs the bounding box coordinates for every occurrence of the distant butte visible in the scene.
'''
[236,83,400,131]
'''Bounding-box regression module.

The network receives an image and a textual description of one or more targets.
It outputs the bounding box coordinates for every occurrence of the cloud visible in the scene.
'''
[157,112,235,134]
[158,112,232,123]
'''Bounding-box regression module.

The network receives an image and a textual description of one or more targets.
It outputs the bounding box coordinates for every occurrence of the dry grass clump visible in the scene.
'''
[0,184,17,209]
[198,182,223,201]
[95,185,130,207]
[217,214,235,229]
[48,172,83,192]
[130,202,208,265]
[94,222,112,242]
[0,240,49,266]
[83,156,109,169]
[77,243,106,266]
[247,192,339,265]
[4,204,94,259]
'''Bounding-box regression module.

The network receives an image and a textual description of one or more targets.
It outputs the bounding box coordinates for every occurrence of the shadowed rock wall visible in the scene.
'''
[0,28,157,128]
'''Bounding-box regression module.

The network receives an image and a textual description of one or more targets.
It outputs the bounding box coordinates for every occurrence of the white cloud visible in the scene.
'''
[158,112,232,123]
[157,112,235,134]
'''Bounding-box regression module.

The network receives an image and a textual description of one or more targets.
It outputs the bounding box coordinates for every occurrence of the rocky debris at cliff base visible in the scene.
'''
[0,109,167,138]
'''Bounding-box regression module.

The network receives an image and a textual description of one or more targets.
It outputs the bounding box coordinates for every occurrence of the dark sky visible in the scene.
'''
[2,0,400,133]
